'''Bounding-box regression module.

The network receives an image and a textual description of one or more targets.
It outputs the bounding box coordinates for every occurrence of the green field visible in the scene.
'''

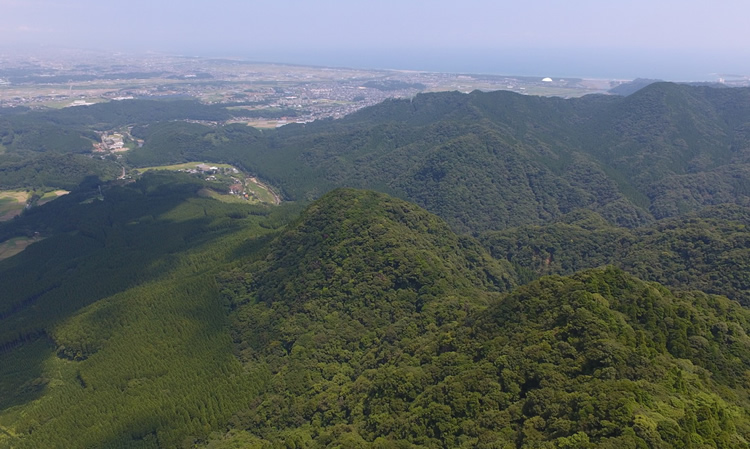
[246,177,279,204]
[36,190,69,206]
[245,119,285,129]
[0,237,41,261]
[135,163,279,205]
[197,188,248,204]
[136,162,237,172]
[0,192,29,221]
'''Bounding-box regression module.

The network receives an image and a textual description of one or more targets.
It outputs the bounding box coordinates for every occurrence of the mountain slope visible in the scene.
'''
[5,83,750,232]
[481,204,750,306]
[3,81,750,448]
[124,83,750,232]
[0,172,296,449]
[213,190,750,448]
[2,185,750,448]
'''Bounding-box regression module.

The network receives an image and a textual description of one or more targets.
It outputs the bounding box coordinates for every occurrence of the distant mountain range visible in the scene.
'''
[5,82,750,233]
[176,82,750,232]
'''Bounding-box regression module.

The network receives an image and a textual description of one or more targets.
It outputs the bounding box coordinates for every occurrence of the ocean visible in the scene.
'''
[221,47,747,82]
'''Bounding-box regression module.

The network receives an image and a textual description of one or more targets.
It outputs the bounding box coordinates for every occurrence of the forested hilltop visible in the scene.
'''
[1,83,750,448]
[215,190,750,448]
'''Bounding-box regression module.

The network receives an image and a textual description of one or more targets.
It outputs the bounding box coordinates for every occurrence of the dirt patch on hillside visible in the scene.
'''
[0,209,22,221]
[0,192,29,221]
[0,191,29,202]
[0,237,42,261]
[37,190,70,206]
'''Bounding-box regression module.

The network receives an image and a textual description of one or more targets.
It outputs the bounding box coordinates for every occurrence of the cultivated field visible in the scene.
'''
[135,162,236,172]
[0,236,42,261]
[246,177,280,204]
[135,163,279,205]
[36,190,70,206]
[0,191,29,221]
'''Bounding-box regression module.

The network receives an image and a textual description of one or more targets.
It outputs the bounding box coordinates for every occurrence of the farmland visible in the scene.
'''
[133,162,279,205]
[0,192,29,222]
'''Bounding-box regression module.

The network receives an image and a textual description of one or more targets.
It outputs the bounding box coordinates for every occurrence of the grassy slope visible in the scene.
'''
[0,236,42,261]
[135,162,278,205]
[0,192,28,221]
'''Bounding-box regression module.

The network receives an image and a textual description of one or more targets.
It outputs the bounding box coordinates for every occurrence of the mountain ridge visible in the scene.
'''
[4,83,750,232]
[215,190,750,448]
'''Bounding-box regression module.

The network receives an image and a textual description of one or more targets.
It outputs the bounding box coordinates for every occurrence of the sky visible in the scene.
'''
[2,0,749,80]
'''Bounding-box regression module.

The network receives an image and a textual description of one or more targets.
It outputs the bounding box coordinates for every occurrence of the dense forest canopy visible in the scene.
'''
[1,83,750,448]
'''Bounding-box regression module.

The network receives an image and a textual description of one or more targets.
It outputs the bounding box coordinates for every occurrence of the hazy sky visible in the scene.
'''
[2,0,749,79]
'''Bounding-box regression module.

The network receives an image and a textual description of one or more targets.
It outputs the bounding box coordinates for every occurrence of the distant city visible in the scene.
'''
[1,48,748,127]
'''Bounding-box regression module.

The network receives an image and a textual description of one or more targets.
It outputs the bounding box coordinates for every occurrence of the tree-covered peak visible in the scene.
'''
[242,188,516,311]
[489,266,750,381]
[223,262,750,447]
[470,266,750,447]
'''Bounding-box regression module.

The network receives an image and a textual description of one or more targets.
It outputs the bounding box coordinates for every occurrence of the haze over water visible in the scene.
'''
[4,0,750,82]
[228,47,741,81]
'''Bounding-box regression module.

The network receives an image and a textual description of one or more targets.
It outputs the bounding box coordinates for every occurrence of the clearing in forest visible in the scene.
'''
[0,236,42,261]
[0,191,29,222]
[36,190,70,206]
[134,162,280,205]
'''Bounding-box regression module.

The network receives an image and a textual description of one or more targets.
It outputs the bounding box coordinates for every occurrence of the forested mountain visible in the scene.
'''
[0,172,301,448]
[481,205,750,306]
[2,83,750,448]
[607,78,662,96]
[3,83,750,232]
[121,83,750,231]
[213,190,750,448]
[0,99,234,189]
[0,152,120,190]
[1,186,749,448]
